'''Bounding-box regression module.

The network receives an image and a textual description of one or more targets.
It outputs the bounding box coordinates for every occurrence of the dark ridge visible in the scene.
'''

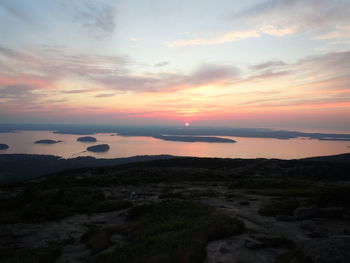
[302,152,350,164]
[0,154,175,184]
[28,155,350,187]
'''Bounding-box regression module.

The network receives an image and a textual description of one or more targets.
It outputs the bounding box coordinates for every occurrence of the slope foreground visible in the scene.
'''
[0,155,350,263]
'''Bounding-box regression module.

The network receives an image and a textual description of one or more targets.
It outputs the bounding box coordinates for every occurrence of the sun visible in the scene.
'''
[185,122,190,126]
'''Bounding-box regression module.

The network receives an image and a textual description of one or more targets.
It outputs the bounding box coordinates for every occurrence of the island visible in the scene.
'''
[0,144,9,150]
[87,144,110,152]
[153,135,236,143]
[34,140,62,144]
[77,136,97,142]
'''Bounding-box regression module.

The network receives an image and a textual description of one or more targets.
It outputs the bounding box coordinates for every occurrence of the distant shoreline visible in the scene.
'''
[1,123,350,141]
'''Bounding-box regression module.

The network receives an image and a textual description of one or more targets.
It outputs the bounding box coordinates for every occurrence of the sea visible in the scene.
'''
[0,130,349,159]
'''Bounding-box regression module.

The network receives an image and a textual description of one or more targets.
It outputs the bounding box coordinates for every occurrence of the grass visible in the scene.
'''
[0,246,61,263]
[94,200,245,263]
[258,198,300,216]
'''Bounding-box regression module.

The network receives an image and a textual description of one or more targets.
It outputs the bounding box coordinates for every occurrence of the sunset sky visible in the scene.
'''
[0,0,350,131]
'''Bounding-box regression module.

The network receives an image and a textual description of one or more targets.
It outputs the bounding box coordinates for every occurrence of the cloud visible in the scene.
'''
[316,25,350,40]
[249,60,287,71]
[0,1,33,24]
[94,93,115,98]
[297,50,350,76]
[188,64,239,85]
[0,45,129,84]
[239,0,350,39]
[154,61,170,67]
[61,89,95,94]
[0,44,240,94]
[0,84,41,104]
[166,25,294,47]
[95,64,239,92]
[63,0,116,39]
[167,1,350,48]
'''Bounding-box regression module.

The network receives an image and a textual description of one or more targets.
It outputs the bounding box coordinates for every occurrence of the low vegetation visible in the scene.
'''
[0,246,61,263]
[0,186,132,224]
[95,200,245,263]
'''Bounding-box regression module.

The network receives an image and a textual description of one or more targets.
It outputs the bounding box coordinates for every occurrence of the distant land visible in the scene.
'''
[0,154,175,184]
[87,144,110,152]
[0,144,9,150]
[34,139,62,144]
[1,152,350,184]
[77,136,97,142]
[1,123,350,141]
[302,152,350,163]
[153,135,236,143]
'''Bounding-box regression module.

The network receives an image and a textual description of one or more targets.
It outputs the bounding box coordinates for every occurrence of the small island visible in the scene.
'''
[87,144,110,152]
[0,144,9,150]
[153,135,236,143]
[34,140,62,144]
[77,136,97,142]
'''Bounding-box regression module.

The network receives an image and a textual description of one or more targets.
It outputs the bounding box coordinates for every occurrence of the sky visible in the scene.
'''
[0,0,350,131]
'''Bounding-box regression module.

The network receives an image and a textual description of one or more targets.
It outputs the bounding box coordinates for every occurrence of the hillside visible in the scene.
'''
[0,156,350,263]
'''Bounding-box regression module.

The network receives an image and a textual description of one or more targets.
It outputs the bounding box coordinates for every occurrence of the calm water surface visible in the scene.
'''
[0,130,349,159]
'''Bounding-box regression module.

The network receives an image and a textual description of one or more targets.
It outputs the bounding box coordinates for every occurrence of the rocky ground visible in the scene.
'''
[0,157,350,263]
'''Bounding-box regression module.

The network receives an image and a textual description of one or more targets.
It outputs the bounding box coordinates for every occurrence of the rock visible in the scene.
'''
[34,139,61,144]
[238,201,250,206]
[294,207,318,220]
[308,231,328,238]
[300,220,317,232]
[110,234,125,247]
[302,235,350,263]
[219,247,230,254]
[276,215,296,221]
[130,192,137,200]
[0,144,9,150]
[55,244,90,263]
[251,234,286,248]
[244,237,264,249]
[86,144,110,152]
[84,229,110,254]
[62,244,87,254]
[77,136,97,142]
[319,207,345,218]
